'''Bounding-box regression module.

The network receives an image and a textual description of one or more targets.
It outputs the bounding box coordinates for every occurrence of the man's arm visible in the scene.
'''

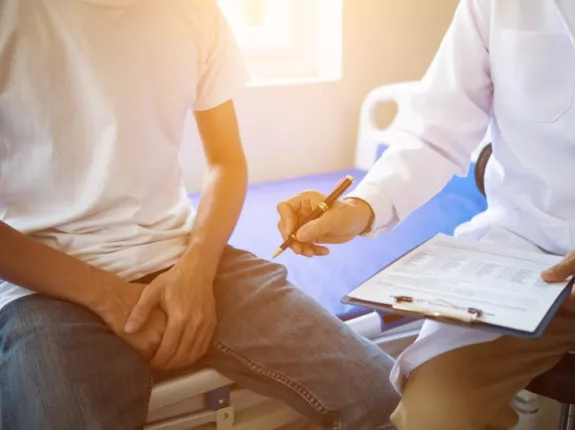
[183,99,248,274]
[0,218,168,358]
[0,220,119,310]
[122,99,248,370]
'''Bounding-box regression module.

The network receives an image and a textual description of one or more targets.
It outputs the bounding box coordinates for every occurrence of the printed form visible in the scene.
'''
[347,234,570,334]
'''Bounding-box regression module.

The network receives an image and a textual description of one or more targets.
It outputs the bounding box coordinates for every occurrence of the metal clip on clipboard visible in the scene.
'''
[392,296,483,324]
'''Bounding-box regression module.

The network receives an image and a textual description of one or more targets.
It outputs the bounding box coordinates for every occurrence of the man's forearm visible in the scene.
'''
[181,159,247,274]
[0,221,120,310]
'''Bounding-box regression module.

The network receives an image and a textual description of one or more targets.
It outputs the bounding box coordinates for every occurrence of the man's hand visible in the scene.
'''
[277,191,374,257]
[123,259,217,371]
[97,282,168,361]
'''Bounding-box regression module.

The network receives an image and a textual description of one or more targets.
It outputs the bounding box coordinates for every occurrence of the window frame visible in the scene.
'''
[219,0,343,85]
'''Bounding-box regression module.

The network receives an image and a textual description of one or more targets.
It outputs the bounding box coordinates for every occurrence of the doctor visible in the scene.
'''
[278,1,575,429]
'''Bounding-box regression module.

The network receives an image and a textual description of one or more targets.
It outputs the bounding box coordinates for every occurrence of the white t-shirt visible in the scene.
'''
[0,0,248,310]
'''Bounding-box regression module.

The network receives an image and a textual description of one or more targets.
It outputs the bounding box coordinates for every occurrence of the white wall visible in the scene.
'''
[180,0,459,193]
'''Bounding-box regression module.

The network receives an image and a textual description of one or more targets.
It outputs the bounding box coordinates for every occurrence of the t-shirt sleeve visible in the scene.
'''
[193,0,249,111]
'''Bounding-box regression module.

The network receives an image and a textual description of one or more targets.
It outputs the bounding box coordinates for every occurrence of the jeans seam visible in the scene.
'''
[212,339,334,419]
[142,372,154,430]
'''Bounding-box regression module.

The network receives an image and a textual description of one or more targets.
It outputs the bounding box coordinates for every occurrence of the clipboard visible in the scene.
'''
[342,283,571,339]
[341,235,574,339]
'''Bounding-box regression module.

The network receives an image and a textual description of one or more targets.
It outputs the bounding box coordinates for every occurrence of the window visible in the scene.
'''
[218,0,343,85]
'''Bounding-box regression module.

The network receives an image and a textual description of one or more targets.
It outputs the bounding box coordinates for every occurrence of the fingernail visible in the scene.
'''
[541,270,561,282]
[543,268,557,277]
[124,321,137,333]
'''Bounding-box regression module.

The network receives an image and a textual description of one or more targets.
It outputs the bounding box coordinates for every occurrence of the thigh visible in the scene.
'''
[204,247,399,430]
[0,295,152,430]
[392,311,575,430]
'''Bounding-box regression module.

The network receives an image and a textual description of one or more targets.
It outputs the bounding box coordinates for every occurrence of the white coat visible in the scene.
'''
[348,0,575,393]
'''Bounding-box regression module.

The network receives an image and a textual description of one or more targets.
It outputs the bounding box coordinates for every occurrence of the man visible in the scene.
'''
[0,1,399,429]
[278,1,575,429]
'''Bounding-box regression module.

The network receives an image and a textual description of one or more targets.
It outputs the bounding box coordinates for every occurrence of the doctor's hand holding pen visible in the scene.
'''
[275,176,375,258]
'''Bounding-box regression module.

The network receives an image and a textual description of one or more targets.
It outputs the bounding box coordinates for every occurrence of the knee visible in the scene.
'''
[325,341,400,430]
[392,400,472,430]
[391,381,475,430]
[1,323,151,429]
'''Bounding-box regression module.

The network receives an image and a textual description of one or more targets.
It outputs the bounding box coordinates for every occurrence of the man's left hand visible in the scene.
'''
[124,258,217,371]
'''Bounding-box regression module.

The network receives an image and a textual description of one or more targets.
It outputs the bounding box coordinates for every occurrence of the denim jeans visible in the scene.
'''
[0,246,398,430]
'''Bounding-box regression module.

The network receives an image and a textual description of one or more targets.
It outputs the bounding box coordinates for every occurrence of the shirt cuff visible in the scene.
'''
[346,181,398,238]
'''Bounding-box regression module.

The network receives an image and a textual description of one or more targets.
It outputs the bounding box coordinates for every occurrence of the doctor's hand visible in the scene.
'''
[123,260,217,372]
[542,251,575,312]
[277,191,374,257]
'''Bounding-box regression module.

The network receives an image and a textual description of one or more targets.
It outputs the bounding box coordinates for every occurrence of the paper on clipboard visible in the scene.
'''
[346,234,571,334]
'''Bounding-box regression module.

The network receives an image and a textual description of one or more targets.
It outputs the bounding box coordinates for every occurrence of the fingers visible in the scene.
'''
[277,202,296,241]
[190,320,216,361]
[314,244,330,256]
[277,191,324,239]
[164,317,215,370]
[296,211,337,243]
[142,310,168,359]
[140,326,165,361]
[542,251,575,283]
[302,243,330,257]
[151,315,185,370]
[276,215,330,257]
[162,324,195,370]
[277,191,335,257]
[288,242,330,258]
[124,284,161,334]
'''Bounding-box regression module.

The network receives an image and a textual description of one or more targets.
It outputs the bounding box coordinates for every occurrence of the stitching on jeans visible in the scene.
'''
[213,339,332,417]
[333,413,341,430]
[141,372,154,430]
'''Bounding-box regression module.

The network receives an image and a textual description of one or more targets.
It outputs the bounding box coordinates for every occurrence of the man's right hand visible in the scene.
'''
[95,282,168,363]
[277,191,374,257]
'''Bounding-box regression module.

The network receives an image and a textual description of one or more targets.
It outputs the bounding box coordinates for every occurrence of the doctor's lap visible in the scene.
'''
[391,310,575,430]
[387,227,575,430]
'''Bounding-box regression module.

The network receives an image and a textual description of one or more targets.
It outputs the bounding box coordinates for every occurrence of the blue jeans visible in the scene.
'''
[0,247,398,429]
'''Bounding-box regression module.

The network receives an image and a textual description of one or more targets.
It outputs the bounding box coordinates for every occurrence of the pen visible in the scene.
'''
[272,175,355,259]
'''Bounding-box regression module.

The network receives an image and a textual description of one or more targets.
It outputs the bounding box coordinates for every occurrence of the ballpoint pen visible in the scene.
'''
[272,175,355,259]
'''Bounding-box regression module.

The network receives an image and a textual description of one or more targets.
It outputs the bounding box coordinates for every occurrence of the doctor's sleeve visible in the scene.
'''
[347,0,493,237]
